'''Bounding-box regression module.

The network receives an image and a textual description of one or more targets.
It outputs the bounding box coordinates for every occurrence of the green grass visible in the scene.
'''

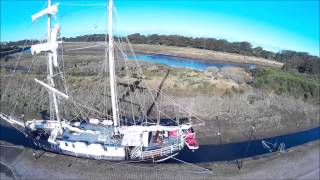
[254,68,320,101]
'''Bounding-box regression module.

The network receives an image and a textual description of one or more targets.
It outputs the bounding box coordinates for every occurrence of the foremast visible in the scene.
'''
[31,0,64,134]
[107,0,120,128]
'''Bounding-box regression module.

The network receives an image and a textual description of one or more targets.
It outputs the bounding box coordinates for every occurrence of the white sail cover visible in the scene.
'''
[32,3,59,22]
[51,24,60,67]
[30,42,58,55]
[118,124,191,133]
[49,52,58,67]
[31,23,60,67]
[51,24,60,42]
[121,131,149,147]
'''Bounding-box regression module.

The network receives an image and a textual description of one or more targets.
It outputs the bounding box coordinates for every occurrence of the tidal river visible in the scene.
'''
[0,121,319,163]
[130,53,253,70]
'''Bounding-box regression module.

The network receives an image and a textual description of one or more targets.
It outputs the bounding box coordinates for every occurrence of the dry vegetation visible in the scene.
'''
[0,43,319,144]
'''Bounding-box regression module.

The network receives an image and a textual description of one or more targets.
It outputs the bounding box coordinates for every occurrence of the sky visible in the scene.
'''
[1,0,319,56]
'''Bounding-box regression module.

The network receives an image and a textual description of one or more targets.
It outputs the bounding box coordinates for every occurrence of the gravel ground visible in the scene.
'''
[0,140,319,179]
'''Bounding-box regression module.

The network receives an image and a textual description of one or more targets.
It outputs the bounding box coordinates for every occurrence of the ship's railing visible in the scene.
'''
[130,146,142,159]
[131,143,181,161]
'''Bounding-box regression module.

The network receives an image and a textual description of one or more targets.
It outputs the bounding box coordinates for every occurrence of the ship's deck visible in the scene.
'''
[58,122,181,148]
[59,123,118,145]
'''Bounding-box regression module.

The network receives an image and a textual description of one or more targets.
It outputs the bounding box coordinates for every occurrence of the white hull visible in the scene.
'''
[1,113,198,162]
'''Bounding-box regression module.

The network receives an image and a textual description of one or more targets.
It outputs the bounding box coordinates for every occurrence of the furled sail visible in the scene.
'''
[30,42,58,55]
[51,24,60,67]
[30,24,60,56]
[121,131,149,147]
[31,3,59,22]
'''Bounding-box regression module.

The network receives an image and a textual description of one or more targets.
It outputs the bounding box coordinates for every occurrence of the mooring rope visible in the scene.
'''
[169,156,213,175]
[0,161,18,179]
[0,144,24,148]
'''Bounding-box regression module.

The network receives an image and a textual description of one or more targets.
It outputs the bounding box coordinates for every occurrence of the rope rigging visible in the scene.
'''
[0,1,212,174]
[1,0,206,127]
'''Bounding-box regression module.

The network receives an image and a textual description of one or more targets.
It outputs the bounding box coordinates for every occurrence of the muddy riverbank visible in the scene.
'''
[0,137,319,179]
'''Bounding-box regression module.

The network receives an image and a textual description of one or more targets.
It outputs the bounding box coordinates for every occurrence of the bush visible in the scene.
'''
[254,68,320,102]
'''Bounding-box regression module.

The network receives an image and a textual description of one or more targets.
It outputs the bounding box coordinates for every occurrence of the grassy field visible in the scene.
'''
[254,68,320,103]
[140,66,251,97]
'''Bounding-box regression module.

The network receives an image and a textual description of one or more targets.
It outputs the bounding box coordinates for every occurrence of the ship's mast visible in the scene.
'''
[47,0,54,122]
[47,0,54,124]
[108,0,119,128]
[31,0,62,134]
[47,0,63,134]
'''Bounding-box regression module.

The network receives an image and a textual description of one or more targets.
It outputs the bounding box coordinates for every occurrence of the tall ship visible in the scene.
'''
[0,0,200,162]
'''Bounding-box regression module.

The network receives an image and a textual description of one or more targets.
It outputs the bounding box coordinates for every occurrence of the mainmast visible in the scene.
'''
[46,0,62,134]
[108,0,119,128]
[47,0,54,122]
[31,0,63,134]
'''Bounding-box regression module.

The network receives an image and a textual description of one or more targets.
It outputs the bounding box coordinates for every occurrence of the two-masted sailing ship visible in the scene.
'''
[0,0,199,162]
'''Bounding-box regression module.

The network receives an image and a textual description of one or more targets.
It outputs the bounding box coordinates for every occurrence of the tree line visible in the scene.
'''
[2,33,319,74]
[126,33,319,74]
